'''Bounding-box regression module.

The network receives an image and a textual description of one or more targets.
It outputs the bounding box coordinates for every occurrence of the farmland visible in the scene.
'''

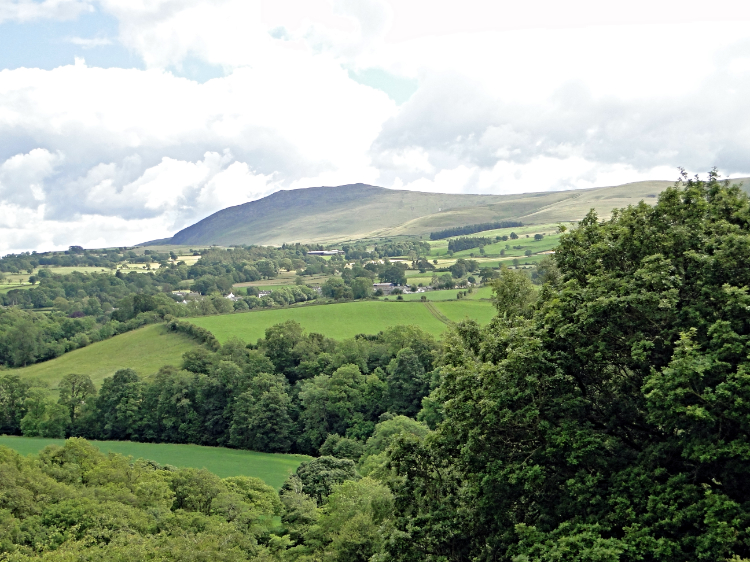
[0,436,307,489]
[190,298,495,343]
[12,324,200,392]
[384,286,493,301]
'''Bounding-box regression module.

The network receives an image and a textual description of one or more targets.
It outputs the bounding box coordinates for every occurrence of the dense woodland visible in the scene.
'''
[2,174,750,560]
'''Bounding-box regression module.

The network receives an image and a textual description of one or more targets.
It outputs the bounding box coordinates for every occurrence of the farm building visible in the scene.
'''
[373,282,397,294]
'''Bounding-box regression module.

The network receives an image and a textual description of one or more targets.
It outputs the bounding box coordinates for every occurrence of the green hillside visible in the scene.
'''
[0,436,307,489]
[12,324,200,393]
[190,299,495,343]
[160,179,750,247]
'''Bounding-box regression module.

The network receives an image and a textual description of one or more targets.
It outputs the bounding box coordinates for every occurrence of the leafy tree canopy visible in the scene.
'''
[385,173,750,561]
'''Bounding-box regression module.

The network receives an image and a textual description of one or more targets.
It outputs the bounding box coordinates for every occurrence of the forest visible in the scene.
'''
[2,174,750,560]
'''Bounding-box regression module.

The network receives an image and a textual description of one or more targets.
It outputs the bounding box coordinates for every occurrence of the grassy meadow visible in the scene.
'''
[433,299,497,324]
[0,436,307,489]
[386,286,493,301]
[12,324,200,393]
[191,299,495,343]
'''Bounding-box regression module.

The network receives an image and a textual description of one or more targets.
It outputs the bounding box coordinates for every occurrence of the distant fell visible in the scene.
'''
[162,178,750,246]
[169,183,504,246]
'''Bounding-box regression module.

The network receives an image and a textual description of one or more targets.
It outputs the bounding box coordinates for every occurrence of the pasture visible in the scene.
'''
[433,299,497,324]
[190,299,496,343]
[386,286,493,301]
[0,436,307,489]
[12,324,200,393]
[0,283,32,294]
[234,271,331,290]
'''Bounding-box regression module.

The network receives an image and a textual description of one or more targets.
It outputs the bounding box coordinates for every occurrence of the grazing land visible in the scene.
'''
[12,324,200,392]
[190,299,495,342]
[0,436,307,489]
[431,299,497,324]
[384,286,494,301]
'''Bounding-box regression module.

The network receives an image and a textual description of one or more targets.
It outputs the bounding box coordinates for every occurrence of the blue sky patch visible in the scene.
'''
[348,68,418,105]
[0,9,142,71]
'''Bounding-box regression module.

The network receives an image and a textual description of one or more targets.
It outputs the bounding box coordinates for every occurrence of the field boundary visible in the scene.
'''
[424,302,452,325]
[166,319,221,350]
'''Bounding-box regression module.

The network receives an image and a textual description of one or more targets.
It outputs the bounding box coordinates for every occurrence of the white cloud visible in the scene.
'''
[369,23,750,192]
[99,0,265,69]
[0,0,93,23]
[394,158,683,196]
[1,1,750,254]
[0,149,61,207]
[0,152,281,254]
[67,36,113,47]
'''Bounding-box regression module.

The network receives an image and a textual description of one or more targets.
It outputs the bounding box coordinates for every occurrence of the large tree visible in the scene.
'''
[58,373,96,425]
[385,173,750,561]
[229,372,294,453]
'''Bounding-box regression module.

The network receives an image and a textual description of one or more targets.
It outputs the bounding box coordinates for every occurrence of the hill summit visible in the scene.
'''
[159,179,749,246]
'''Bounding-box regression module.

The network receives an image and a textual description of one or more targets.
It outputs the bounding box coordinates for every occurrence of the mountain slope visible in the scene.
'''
[164,179,750,246]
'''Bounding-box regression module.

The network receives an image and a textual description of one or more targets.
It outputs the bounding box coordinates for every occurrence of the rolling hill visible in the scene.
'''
[12,324,200,395]
[158,178,750,247]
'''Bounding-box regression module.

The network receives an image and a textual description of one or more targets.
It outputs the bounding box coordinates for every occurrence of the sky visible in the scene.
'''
[1,0,750,254]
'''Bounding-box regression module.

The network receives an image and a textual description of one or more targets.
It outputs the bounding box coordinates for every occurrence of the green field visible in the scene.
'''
[433,299,497,324]
[0,283,32,294]
[12,324,200,392]
[427,223,562,258]
[386,286,493,301]
[0,436,307,489]
[191,299,496,343]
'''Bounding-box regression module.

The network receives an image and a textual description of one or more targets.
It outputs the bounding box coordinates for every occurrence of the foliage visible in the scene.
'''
[490,266,536,318]
[9,320,439,461]
[0,438,280,560]
[7,176,750,560]
[383,173,750,561]
[282,456,358,504]
[166,319,221,350]
[57,373,96,425]
[379,264,408,285]
[229,372,295,453]
[0,435,308,490]
[447,236,493,253]
[0,301,177,369]
[319,434,364,461]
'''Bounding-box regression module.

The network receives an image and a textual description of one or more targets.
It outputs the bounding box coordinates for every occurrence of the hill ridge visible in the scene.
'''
[157,178,750,247]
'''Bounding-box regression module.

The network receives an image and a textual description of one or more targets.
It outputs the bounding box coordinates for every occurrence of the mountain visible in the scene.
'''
[159,178,750,247]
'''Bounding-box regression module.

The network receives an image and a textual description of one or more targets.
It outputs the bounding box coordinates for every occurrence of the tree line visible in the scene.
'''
[429,220,523,240]
[1,322,439,458]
